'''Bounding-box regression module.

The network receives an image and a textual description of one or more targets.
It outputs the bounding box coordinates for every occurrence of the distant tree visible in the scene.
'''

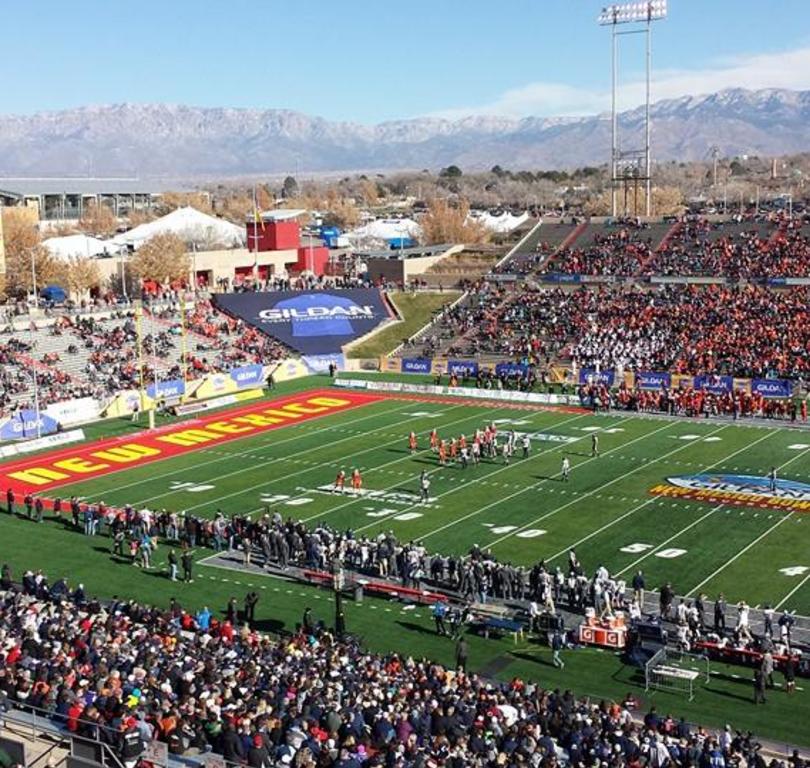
[129,233,190,284]
[439,165,463,178]
[0,209,62,298]
[359,178,380,206]
[420,198,490,245]
[159,192,213,214]
[78,202,118,237]
[282,176,299,199]
[63,255,102,300]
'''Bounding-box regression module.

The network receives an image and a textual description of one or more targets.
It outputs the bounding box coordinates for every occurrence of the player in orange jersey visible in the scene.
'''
[438,440,447,466]
[408,431,418,454]
[449,438,458,461]
[429,429,439,452]
[333,470,346,493]
[351,468,362,491]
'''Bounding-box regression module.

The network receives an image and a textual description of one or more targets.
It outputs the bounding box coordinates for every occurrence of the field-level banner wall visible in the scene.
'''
[0,389,381,496]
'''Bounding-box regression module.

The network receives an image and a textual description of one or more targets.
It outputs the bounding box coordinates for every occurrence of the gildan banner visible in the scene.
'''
[636,371,671,390]
[751,378,793,399]
[495,362,528,377]
[578,369,615,387]
[448,360,479,377]
[693,374,734,394]
[230,364,265,388]
[401,358,432,374]
[214,289,393,354]
[302,353,345,373]
[147,378,186,399]
[0,410,60,441]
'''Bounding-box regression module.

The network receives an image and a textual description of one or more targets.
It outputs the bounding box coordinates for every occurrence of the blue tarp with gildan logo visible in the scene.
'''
[275,293,356,337]
[213,289,392,355]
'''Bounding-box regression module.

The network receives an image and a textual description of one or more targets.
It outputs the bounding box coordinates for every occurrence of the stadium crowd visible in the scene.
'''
[1,557,803,768]
[538,216,810,279]
[644,220,810,279]
[548,222,654,277]
[426,283,810,381]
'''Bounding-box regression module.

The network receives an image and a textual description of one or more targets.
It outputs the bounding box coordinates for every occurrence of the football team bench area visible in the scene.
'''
[1,378,810,748]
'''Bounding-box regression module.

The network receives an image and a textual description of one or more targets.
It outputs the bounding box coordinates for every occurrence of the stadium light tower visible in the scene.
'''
[598,1,667,217]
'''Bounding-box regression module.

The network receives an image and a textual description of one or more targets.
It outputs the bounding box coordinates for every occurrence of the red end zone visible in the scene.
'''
[0,389,381,497]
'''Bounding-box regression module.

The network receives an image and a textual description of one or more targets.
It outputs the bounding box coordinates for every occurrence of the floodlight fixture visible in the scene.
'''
[598,1,667,25]
[598,1,667,216]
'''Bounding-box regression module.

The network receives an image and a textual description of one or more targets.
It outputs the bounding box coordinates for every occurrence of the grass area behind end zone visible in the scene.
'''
[346,291,460,358]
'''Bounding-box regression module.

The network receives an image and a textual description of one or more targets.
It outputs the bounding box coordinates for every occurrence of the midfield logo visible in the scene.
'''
[649,473,810,512]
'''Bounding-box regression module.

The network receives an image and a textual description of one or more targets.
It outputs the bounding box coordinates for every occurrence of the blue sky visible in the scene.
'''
[5,0,810,122]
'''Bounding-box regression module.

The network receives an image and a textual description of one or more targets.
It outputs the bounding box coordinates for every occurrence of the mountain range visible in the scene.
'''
[0,88,808,180]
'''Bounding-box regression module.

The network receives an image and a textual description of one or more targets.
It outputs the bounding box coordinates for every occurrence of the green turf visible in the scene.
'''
[346,291,461,358]
[2,380,810,746]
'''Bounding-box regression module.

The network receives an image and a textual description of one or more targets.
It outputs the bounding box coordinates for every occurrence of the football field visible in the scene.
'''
[5,380,810,615]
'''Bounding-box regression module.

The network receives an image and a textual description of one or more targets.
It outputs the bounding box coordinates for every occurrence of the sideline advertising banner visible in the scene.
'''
[448,360,479,377]
[229,364,265,389]
[751,378,793,399]
[192,372,239,400]
[302,353,345,374]
[401,358,432,374]
[0,410,60,441]
[693,374,734,394]
[578,369,615,387]
[495,362,528,377]
[43,397,102,427]
[215,289,393,354]
[635,371,671,390]
[147,379,186,400]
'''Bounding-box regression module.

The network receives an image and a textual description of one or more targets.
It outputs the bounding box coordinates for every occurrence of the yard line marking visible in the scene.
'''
[615,505,723,575]
[310,410,594,528]
[135,403,470,508]
[775,570,810,610]
[480,422,727,548]
[192,404,518,517]
[686,443,810,596]
[687,513,794,596]
[98,398,417,499]
[550,427,776,568]
[417,417,677,542]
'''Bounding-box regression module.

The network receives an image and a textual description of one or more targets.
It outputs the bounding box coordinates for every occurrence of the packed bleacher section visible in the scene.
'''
[409,283,810,382]
[0,300,293,417]
[643,219,810,279]
[529,215,810,279]
[545,219,663,277]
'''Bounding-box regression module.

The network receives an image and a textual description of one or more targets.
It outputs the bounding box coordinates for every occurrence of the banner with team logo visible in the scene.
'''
[448,360,479,377]
[578,368,615,387]
[635,371,671,390]
[401,358,432,374]
[214,289,393,354]
[751,378,793,399]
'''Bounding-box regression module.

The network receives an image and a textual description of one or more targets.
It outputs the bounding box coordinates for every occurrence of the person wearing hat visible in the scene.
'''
[247,733,270,768]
